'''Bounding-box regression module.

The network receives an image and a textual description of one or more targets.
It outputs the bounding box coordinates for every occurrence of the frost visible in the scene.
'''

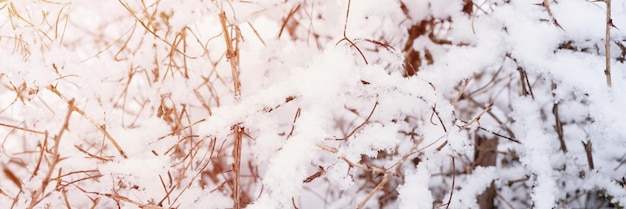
[344,123,399,158]
[398,164,433,209]
[2,0,626,208]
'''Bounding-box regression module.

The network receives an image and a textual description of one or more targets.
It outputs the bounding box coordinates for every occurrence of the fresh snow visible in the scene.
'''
[1,0,626,208]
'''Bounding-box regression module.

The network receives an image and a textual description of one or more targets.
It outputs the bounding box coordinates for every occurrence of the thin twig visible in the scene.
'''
[0,122,46,135]
[431,105,448,132]
[292,197,299,209]
[582,140,594,170]
[316,143,388,174]
[336,101,378,140]
[335,0,368,64]
[287,108,302,139]
[278,3,301,39]
[445,157,456,209]
[219,9,243,209]
[357,174,392,209]
[28,99,74,209]
[461,102,493,130]
[552,83,567,152]
[47,85,127,158]
[605,0,613,87]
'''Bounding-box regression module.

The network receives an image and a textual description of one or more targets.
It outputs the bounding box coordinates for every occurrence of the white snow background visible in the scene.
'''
[1,0,626,208]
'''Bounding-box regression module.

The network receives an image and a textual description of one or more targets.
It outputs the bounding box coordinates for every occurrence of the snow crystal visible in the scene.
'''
[398,164,433,209]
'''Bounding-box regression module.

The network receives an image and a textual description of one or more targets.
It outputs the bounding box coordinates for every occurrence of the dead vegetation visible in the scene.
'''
[0,0,625,209]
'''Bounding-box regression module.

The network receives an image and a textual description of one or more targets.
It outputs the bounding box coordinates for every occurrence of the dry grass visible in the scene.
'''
[1,0,625,208]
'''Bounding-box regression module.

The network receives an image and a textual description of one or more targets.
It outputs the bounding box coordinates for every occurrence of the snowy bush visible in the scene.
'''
[1,0,626,208]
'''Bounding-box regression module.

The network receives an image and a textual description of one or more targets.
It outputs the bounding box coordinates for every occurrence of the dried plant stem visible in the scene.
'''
[337,101,378,140]
[0,122,46,135]
[28,99,74,209]
[357,174,392,209]
[232,126,243,209]
[100,192,166,209]
[445,157,456,209]
[317,141,422,208]
[605,0,612,87]
[116,0,190,57]
[552,83,567,152]
[316,144,389,174]
[335,0,368,64]
[291,197,299,209]
[47,85,127,158]
[460,102,492,130]
[219,12,241,100]
[278,3,301,39]
[582,140,594,170]
[219,10,243,209]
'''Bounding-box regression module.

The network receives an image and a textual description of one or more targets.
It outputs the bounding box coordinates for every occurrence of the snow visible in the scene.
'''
[2,0,626,208]
[398,164,433,209]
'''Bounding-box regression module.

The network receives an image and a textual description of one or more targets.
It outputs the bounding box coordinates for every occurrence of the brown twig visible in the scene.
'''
[116,0,196,59]
[517,66,534,99]
[247,21,266,46]
[303,166,325,183]
[535,0,563,29]
[168,139,212,206]
[47,85,127,158]
[292,197,299,209]
[335,0,368,64]
[103,192,166,209]
[430,105,448,132]
[317,139,423,208]
[3,166,22,190]
[73,145,113,162]
[357,174,392,209]
[0,122,46,135]
[61,189,71,209]
[461,102,493,130]
[552,83,567,152]
[219,9,244,209]
[336,101,378,140]
[316,143,388,174]
[605,0,613,87]
[472,125,520,144]
[445,157,456,209]
[157,119,206,140]
[28,99,74,209]
[582,140,594,170]
[278,3,301,39]
[287,108,302,139]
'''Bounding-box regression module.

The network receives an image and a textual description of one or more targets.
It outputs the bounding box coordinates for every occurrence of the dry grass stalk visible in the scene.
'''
[0,122,46,135]
[336,0,368,64]
[218,8,244,209]
[336,101,378,140]
[317,137,423,208]
[605,0,613,87]
[47,85,127,158]
[444,157,456,209]
[582,140,595,170]
[27,99,74,209]
[2,0,623,208]
[552,83,567,152]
